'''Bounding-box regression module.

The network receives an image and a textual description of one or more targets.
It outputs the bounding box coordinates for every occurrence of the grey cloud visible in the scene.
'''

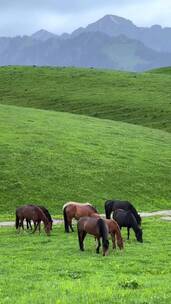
[0,0,171,36]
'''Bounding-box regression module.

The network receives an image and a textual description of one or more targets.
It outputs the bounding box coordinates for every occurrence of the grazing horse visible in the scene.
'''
[90,213,124,250]
[104,200,141,226]
[77,217,109,256]
[26,205,53,230]
[105,219,124,250]
[113,209,143,243]
[63,202,98,233]
[16,205,51,236]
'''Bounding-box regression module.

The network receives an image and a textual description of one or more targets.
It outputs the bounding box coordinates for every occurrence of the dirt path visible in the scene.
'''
[0,210,171,227]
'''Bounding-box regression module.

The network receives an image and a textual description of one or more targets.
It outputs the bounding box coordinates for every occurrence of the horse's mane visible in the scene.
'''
[63,201,97,211]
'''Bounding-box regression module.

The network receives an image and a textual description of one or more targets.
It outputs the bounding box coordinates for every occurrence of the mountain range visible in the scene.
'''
[1,15,171,71]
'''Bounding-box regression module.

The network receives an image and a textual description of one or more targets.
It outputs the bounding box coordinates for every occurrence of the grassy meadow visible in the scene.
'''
[0,66,171,303]
[0,218,171,304]
[0,104,171,217]
[0,66,171,132]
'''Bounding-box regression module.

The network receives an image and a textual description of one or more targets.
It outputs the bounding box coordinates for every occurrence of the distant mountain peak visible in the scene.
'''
[94,14,135,26]
[32,29,56,41]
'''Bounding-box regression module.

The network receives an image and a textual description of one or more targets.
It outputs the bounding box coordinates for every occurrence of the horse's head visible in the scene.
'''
[44,222,51,236]
[118,237,124,250]
[136,228,143,243]
[102,239,109,256]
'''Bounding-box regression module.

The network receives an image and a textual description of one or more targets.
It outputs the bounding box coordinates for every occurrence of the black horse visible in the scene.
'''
[104,200,141,226]
[113,209,143,243]
[26,205,53,230]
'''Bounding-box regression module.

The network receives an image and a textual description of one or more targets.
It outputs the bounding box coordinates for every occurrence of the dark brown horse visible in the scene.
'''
[16,205,51,236]
[90,213,124,250]
[77,217,109,256]
[26,205,53,231]
[63,202,98,232]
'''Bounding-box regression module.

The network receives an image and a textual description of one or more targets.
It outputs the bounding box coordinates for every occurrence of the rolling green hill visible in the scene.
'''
[0,66,171,132]
[0,104,170,216]
[149,66,171,75]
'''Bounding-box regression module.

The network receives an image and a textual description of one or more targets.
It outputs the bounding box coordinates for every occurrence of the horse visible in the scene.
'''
[90,213,124,250]
[77,217,109,256]
[26,205,53,230]
[105,219,124,250]
[104,200,141,226]
[16,205,51,236]
[113,209,143,243]
[63,202,99,233]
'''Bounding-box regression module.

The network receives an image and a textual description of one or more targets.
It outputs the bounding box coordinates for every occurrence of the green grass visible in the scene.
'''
[0,218,171,304]
[0,104,170,216]
[149,66,171,75]
[0,66,171,132]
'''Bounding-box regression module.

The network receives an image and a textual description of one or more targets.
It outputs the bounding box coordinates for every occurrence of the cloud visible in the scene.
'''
[0,0,171,36]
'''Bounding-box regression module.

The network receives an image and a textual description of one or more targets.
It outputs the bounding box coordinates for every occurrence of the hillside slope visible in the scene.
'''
[149,66,171,75]
[0,66,171,132]
[0,104,170,215]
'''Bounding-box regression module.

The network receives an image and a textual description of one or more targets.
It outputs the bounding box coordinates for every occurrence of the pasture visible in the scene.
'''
[0,66,171,132]
[0,66,171,303]
[0,104,171,217]
[0,218,171,304]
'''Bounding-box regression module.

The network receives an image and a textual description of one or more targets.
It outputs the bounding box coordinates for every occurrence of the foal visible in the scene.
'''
[77,217,109,256]
[113,209,143,243]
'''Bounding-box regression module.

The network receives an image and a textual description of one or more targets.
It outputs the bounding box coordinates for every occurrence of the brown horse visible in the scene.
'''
[77,217,109,256]
[26,205,53,231]
[90,213,124,250]
[105,219,124,250]
[63,202,98,232]
[16,205,51,236]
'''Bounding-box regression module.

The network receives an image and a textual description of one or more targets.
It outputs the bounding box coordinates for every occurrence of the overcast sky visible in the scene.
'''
[1,0,171,37]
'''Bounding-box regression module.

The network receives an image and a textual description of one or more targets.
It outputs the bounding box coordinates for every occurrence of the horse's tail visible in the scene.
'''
[104,200,112,219]
[130,204,141,226]
[63,206,69,233]
[97,218,109,249]
[15,212,20,229]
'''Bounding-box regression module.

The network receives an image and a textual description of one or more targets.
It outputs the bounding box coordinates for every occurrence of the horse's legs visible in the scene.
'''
[68,217,74,232]
[29,220,32,230]
[78,229,85,251]
[96,238,101,254]
[32,221,39,233]
[70,222,74,232]
[111,232,116,249]
[38,222,41,234]
[21,219,24,230]
[127,227,130,240]
[26,219,32,230]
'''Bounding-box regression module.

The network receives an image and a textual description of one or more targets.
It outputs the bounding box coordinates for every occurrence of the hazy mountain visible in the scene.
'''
[0,15,171,71]
[71,15,171,53]
[0,31,171,72]
[31,29,57,41]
